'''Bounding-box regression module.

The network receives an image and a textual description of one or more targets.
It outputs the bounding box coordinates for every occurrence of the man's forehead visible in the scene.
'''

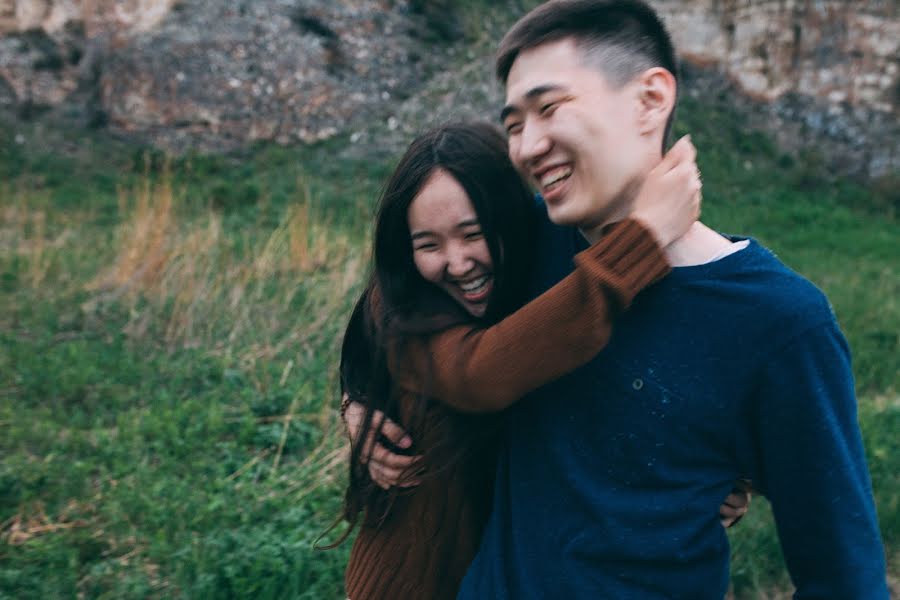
[504,39,586,99]
[507,38,580,79]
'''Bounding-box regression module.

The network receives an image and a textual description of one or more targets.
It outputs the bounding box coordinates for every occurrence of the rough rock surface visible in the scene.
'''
[1,0,897,177]
[1,0,454,151]
[96,0,443,150]
[658,0,899,178]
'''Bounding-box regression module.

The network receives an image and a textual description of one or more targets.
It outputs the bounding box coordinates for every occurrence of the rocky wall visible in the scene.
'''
[656,0,899,177]
[0,0,897,176]
[659,1,898,111]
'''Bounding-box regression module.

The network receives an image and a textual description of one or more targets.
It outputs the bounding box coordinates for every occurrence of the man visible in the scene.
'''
[456,0,888,597]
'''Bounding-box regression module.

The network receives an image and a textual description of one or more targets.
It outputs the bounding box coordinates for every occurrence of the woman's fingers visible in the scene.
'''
[720,484,752,528]
[720,503,743,518]
[368,442,421,488]
[368,460,397,489]
[632,142,702,247]
[370,442,421,471]
[344,403,419,489]
[368,450,421,489]
[379,417,413,449]
[719,502,744,527]
[723,489,751,509]
[359,409,390,458]
[342,400,366,444]
[658,135,696,173]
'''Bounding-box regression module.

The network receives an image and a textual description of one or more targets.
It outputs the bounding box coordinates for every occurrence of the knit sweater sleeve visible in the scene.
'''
[753,319,888,599]
[390,218,669,413]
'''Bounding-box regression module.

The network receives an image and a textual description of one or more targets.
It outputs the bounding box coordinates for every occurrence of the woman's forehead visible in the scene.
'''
[408,170,479,234]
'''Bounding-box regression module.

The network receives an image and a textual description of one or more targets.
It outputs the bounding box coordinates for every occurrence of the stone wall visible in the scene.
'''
[1,0,897,176]
[655,0,899,177]
[0,0,175,35]
[659,0,898,112]
[0,0,178,110]
[0,0,444,148]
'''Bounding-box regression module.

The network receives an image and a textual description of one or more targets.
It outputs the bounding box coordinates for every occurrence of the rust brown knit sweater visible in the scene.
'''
[345,219,669,600]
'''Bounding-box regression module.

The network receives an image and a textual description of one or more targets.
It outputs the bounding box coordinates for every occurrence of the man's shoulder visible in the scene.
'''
[727,240,837,336]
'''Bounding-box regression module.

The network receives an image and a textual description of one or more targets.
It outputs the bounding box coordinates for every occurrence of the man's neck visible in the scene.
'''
[577,150,732,265]
[662,222,733,267]
[581,220,732,267]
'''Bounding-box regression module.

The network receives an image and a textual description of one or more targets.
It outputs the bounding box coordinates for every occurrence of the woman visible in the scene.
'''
[335,122,746,599]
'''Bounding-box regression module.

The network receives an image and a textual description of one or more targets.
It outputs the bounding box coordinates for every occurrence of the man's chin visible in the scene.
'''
[545,203,584,227]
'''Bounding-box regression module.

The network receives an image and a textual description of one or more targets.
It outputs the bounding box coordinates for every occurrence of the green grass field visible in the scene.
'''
[1,87,898,598]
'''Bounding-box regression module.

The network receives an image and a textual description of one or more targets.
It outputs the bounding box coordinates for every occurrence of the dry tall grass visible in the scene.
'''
[1,198,70,291]
[79,171,370,497]
[87,172,368,357]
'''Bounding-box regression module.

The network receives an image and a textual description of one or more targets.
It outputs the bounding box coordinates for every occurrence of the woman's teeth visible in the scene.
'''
[459,275,489,293]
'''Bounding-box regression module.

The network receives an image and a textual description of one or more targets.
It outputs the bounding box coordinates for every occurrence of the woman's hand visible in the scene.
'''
[719,479,753,528]
[631,135,702,248]
[342,396,421,490]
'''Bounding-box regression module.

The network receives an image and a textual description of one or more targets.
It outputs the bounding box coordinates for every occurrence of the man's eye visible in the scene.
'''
[505,122,523,135]
[540,101,559,115]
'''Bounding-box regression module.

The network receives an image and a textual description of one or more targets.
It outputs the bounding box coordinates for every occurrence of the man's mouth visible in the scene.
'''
[536,164,573,194]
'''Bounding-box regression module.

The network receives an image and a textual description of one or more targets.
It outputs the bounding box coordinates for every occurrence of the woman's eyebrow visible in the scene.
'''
[411,220,479,239]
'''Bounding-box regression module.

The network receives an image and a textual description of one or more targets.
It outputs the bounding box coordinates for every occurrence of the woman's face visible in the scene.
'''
[407,169,494,318]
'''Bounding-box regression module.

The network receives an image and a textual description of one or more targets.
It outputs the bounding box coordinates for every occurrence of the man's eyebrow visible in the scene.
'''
[499,104,518,123]
[499,84,566,122]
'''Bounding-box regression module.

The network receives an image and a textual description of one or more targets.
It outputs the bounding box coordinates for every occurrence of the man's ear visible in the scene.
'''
[635,67,676,136]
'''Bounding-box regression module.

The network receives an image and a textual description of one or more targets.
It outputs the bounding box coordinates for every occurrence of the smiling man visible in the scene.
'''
[456,1,888,598]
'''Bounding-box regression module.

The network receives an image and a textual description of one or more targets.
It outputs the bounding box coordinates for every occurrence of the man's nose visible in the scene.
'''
[515,120,551,167]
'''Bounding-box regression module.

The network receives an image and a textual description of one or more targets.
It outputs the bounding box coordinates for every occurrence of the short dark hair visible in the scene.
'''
[496,0,679,144]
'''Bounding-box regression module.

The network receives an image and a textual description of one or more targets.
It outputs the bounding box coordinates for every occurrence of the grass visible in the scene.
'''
[1,90,898,598]
[0,123,371,598]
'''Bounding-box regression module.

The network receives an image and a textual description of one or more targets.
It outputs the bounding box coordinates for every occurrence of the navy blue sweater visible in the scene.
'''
[457,216,887,599]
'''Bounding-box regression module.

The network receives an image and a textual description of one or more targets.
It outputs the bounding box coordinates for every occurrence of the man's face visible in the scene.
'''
[502,38,651,230]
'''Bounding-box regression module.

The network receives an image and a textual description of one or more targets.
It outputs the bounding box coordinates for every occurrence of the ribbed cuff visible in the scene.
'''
[573,218,670,308]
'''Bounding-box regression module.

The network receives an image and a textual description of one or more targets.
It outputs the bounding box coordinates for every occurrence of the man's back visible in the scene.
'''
[457,211,887,599]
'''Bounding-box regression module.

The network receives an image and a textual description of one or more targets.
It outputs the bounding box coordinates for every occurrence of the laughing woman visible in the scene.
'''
[333,122,746,599]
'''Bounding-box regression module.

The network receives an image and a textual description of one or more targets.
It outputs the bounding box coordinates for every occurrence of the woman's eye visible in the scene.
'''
[465,231,484,241]
[414,243,437,252]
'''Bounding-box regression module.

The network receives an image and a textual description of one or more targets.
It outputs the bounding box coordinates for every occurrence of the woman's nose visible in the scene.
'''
[445,245,474,278]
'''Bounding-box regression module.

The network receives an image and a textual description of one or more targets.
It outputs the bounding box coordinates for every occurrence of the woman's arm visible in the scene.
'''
[392,139,701,413]
[391,218,665,412]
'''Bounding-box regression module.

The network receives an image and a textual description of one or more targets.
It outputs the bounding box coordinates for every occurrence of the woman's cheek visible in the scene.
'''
[413,253,441,284]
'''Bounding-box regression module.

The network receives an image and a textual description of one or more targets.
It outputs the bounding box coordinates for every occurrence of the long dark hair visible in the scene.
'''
[332,121,536,541]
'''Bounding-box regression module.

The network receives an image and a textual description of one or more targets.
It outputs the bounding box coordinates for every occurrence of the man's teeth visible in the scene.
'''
[540,166,572,189]
[459,275,490,293]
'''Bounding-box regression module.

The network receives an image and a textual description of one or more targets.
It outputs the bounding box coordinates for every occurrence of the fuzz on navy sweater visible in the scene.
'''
[457,215,888,599]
